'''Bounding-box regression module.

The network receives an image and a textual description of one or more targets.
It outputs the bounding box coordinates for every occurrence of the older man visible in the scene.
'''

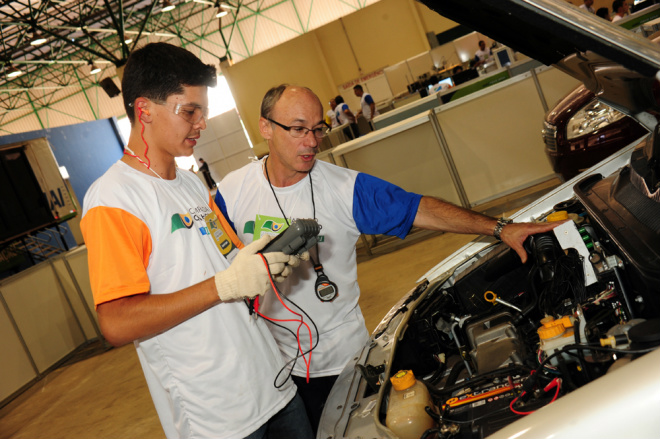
[215,84,562,432]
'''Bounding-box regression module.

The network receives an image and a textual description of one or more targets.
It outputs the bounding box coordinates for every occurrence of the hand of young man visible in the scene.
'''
[214,235,299,301]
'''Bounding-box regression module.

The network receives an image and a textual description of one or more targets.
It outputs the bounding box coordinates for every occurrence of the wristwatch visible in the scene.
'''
[493,218,513,241]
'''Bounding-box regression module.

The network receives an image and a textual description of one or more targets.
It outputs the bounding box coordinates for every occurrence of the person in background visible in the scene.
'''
[334,94,359,139]
[353,84,379,123]
[81,43,312,439]
[215,83,564,434]
[611,0,629,22]
[473,39,492,69]
[326,98,340,128]
[580,0,596,13]
[198,157,217,190]
[596,6,611,20]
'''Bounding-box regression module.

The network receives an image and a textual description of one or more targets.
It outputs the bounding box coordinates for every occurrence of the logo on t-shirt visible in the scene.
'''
[171,213,194,232]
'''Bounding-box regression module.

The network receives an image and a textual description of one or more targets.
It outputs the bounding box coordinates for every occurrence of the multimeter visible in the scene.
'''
[261,218,320,255]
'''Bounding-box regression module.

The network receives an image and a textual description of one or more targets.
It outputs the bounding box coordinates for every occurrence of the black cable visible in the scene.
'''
[536,343,656,375]
[258,255,320,388]
[425,358,448,386]
[443,360,465,389]
[264,156,328,284]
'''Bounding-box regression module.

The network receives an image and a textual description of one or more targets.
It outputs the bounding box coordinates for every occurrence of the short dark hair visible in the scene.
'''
[122,42,217,124]
[334,95,345,104]
[596,7,609,18]
[612,0,623,12]
[353,84,363,92]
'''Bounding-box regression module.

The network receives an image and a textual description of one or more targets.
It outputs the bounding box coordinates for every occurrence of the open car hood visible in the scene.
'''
[419,0,660,120]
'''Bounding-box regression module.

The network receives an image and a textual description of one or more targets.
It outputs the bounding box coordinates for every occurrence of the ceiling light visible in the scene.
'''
[89,61,101,75]
[6,64,24,78]
[162,0,176,12]
[216,8,228,17]
[124,38,133,44]
[30,32,47,46]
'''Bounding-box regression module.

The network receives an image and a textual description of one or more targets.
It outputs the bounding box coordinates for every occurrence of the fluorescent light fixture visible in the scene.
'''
[59,166,70,180]
[89,61,101,74]
[162,0,176,12]
[30,32,47,46]
[216,8,228,17]
[124,38,133,44]
[6,65,24,78]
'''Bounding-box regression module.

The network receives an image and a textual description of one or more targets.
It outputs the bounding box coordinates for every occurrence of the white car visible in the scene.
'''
[318,1,660,438]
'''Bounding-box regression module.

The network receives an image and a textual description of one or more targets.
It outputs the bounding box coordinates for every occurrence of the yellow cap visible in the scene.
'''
[538,315,574,340]
[390,370,416,391]
[547,211,569,222]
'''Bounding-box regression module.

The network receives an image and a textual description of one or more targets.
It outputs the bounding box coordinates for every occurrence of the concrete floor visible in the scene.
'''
[0,179,559,439]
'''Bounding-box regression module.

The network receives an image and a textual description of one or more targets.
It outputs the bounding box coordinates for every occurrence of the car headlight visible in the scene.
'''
[566,99,626,140]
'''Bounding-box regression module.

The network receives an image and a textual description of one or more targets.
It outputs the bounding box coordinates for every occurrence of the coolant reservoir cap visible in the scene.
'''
[390,370,416,391]
[547,211,569,222]
[538,315,574,340]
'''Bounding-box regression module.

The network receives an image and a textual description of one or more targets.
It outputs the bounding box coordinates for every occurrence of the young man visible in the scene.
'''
[473,39,492,68]
[611,0,629,22]
[215,84,563,431]
[81,44,312,439]
[353,84,379,122]
[334,94,359,139]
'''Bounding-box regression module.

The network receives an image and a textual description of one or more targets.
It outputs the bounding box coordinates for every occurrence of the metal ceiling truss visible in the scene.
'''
[0,0,374,134]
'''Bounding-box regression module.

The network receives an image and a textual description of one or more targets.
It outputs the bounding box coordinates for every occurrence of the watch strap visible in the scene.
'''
[493,218,513,241]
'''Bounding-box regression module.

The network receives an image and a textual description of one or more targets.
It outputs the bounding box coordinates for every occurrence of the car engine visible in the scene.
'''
[380,164,660,438]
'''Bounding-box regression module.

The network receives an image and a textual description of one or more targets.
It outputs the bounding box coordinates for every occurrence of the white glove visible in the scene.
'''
[271,251,303,283]
[214,235,300,301]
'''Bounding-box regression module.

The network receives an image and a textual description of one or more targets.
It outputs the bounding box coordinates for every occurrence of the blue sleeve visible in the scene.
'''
[214,190,237,233]
[364,94,375,105]
[353,173,422,239]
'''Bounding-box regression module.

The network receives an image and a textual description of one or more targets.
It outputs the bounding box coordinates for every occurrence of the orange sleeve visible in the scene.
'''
[81,206,152,307]
[209,192,244,250]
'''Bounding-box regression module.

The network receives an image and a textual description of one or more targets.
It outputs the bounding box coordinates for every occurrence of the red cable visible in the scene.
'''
[123,107,153,169]
[509,378,562,416]
[257,253,314,382]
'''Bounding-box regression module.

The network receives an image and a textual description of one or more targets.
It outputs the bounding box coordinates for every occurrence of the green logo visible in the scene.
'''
[171,213,194,233]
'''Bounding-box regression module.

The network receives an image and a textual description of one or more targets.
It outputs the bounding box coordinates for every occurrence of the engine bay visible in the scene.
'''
[381,185,660,439]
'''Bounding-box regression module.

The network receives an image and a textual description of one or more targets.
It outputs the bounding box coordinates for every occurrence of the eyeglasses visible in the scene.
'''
[152,100,209,124]
[267,118,330,139]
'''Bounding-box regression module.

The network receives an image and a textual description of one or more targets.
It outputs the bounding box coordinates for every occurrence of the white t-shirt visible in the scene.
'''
[216,158,421,377]
[475,48,491,62]
[579,4,595,13]
[335,103,353,125]
[326,109,339,128]
[82,161,295,439]
[359,93,380,120]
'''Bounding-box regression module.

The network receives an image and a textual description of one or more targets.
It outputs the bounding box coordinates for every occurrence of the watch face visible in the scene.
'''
[317,283,337,301]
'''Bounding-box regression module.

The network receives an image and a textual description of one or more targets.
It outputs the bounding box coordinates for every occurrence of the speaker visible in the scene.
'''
[100,77,121,98]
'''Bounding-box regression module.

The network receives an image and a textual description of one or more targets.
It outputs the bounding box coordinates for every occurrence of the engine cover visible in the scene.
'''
[466,311,525,374]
